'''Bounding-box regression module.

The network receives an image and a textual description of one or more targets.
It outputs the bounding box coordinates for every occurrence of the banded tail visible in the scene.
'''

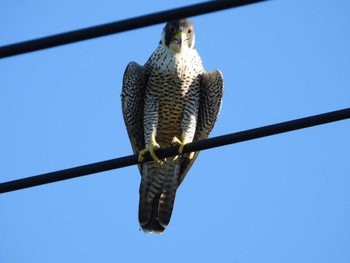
[138,161,179,234]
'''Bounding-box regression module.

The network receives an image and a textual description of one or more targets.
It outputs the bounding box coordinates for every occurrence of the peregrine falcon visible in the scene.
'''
[121,18,224,234]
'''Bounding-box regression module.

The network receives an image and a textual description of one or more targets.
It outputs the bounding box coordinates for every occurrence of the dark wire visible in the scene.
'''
[1,108,349,194]
[0,0,268,58]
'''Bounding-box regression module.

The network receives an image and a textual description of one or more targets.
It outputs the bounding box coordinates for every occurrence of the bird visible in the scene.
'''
[121,18,224,234]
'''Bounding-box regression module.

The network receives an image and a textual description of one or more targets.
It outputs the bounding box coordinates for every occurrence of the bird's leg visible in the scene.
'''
[171,137,181,161]
[171,135,194,160]
[178,135,194,159]
[138,135,163,165]
[171,136,182,146]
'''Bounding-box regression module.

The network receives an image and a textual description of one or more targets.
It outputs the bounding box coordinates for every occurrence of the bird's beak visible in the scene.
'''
[172,31,185,51]
[174,32,184,46]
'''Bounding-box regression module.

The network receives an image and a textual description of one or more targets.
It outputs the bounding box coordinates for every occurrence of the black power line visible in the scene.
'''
[0,0,268,58]
[1,108,349,194]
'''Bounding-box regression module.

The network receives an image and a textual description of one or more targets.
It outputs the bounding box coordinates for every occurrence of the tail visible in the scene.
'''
[138,161,179,234]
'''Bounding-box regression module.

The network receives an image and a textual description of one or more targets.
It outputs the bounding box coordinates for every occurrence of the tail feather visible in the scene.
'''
[158,189,177,228]
[138,161,179,234]
[139,195,165,234]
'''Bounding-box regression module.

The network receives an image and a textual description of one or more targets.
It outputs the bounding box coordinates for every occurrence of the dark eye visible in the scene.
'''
[187,29,192,34]
[170,26,175,33]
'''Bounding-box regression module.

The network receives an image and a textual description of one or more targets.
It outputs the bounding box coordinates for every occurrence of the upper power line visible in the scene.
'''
[1,107,349,194]
[0,0,268,58]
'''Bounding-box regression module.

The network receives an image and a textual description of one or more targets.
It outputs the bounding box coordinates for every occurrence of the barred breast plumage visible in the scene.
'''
[145,44,204,147]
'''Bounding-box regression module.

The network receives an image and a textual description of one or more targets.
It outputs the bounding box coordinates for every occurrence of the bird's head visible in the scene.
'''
[161,18,195,53]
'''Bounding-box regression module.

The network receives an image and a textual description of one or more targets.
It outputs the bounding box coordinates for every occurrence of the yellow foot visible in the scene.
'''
[138,140,163,165]
[171,136,194,160]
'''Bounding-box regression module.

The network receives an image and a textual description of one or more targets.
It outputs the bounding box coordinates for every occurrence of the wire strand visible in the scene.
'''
[0,0,268,58]
[1,107,349,194]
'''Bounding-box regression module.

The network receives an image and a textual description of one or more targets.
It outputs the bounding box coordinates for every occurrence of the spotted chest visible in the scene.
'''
[145,44,205,145]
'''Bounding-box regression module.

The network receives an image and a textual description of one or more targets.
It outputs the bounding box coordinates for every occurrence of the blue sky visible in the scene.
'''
[1,0,350,262]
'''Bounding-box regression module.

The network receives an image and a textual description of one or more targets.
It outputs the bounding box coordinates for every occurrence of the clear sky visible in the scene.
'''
[1,0,350,262]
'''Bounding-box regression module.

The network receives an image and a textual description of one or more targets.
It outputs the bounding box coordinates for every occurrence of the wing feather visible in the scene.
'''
[121,62,148,172]
[178,70,224,184]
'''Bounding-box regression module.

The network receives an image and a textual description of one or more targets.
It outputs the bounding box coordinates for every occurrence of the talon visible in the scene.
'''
[171,136,182,146]
[178,136,188,155]
[138,140,163,165]
[171,136,182,160]
[178,144,185,154]
[171,136,194,160]
[138,148,148,162]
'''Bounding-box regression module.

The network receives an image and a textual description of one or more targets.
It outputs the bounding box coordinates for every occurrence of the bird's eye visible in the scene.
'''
[170,26,175,33]
[187,29,192,34]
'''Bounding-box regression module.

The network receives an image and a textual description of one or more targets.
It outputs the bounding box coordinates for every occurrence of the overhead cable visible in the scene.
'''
[0,107,349,194]
[0,0,268,58]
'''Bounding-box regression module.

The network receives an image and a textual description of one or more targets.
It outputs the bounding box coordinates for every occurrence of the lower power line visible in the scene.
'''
[0,107,349,194]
